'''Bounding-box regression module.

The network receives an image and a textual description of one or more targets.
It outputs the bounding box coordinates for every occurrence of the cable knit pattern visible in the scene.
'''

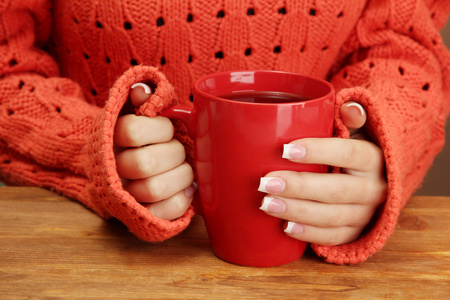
[0,0,449,263]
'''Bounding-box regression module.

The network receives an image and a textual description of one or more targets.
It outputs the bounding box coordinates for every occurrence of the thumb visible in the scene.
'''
[130,83,152,107]
[340,101,367,134]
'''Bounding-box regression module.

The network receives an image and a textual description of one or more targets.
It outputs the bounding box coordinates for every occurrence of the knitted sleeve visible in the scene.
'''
[311,0,450,264]
[0,1,98,200]
[0,1,194,241]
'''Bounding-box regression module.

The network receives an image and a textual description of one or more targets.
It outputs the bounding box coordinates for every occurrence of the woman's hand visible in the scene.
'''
[114,83,195,220]
[258,102,387,245]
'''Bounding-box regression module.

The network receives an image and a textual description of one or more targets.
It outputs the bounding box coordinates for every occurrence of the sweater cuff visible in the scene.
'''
[84,66,194,242]
[311,87,402,264]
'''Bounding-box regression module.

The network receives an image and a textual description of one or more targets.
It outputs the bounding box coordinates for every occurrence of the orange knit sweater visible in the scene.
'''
[1,0,449,264]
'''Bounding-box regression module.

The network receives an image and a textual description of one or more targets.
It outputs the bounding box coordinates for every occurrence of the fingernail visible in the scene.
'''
[131,82,152,95]
[284,221,304,235]
[258,177,286,194]
[259,197,286,214]
[345,102,365,116]
[282,144,306,160]
[184,182,197,198]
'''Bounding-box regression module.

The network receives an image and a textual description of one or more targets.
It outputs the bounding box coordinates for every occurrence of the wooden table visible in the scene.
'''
[0,187,449,299]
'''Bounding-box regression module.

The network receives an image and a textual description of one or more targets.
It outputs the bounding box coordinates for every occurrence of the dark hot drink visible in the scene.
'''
[219,91,311,104]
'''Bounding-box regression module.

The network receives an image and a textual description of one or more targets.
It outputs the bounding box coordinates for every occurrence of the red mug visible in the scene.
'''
[161,70,335,267]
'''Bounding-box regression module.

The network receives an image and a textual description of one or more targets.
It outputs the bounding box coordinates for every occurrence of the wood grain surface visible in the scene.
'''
[1,187,449,299]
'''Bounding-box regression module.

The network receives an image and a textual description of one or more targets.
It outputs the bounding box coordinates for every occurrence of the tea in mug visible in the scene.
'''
[219,91,311,104]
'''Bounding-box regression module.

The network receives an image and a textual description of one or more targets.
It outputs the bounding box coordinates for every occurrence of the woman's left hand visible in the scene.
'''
[258,101,387,246]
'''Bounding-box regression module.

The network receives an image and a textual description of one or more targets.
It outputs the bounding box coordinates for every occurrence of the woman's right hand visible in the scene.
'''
[113,83,195,220]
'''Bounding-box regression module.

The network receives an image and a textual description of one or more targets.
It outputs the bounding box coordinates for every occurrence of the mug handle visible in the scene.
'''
[159,105,195,138]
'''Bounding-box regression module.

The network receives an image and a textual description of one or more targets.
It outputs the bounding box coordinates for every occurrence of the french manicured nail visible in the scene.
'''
[258,177,286,194]
[131,82,152,94]
[184,182,197,198]
[259,197,286,214]
[282,144,306,160]
[345,102,365,116]
[284,222,304,235]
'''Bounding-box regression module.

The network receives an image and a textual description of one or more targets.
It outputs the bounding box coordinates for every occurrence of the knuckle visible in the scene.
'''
[342,228,362,245]
[171,139,187,159]
[370,178,388,206]
[153,116,175,141]
[365,145,384,171]
[167,121,175,138]
[328,206,348,227]
[292,201,309,219]
[123,118,143,146]
[133,151,153,176]
[182,162,195,181]
[289,172,308,195]
[340,141,357,164]
[324,236,340,246]
[349,208,371,227]
[147,191,192,221]
[357,173,387,207]
[144,179,164,201]
[324,230,354,246]
[328,183,346,203]
[158,116,175,133]
[358,177,375,202]
[172,194,192,214]
[321,217,336,228]
[156,193,192,220]
[304,226,362,246]
[309,228,341,246]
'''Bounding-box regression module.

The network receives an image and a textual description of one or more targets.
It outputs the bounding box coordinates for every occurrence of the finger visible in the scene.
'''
[130,83,152,107]
[283,138,384,173]
[258,172,385,205]
[260,196,376,228]
[124,162,194,203]
[283,222,361,246]
[114,115,174,148]
[340,101,367,132]
[116,139,186,179]
[145,186,195,221]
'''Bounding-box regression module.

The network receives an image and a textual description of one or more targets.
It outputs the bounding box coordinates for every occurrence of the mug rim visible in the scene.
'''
[193,70,335,106]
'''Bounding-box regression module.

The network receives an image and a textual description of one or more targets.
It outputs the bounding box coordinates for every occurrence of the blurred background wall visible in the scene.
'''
[415,19,450,196]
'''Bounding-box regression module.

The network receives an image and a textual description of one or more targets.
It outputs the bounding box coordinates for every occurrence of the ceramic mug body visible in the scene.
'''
[162,70,335,267]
